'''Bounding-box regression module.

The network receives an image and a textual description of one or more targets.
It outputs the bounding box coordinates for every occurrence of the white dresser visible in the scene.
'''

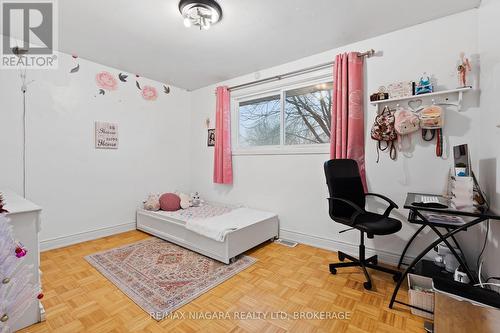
[2,191,43,331]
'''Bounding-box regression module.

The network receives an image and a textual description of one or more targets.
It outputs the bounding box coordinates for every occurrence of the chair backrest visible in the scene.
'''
[324,159,366,224]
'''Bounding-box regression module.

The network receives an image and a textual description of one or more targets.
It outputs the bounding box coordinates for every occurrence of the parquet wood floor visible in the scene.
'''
[19,230,426,332]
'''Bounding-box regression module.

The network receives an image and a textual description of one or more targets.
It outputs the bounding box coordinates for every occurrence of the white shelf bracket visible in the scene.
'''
[457,91,464,112]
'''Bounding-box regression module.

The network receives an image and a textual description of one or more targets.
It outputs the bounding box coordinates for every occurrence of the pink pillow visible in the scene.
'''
[159,193,181,211]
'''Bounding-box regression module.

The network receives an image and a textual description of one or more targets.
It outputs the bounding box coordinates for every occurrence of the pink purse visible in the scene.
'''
[395,108,420,150]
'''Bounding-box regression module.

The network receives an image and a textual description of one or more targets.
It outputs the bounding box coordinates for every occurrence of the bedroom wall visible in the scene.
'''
[189,10,482,265]
[0,50,192,249]
[478,0,500,283]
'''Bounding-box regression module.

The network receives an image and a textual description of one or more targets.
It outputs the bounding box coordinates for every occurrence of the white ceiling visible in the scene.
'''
[56,0,480,90]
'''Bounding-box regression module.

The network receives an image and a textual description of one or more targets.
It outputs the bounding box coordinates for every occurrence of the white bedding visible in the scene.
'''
[185,207,277,242]
[149,204,234,224]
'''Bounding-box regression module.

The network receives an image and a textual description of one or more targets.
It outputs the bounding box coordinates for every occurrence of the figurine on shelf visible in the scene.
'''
[415,73,433,95]
[457,52,472,88]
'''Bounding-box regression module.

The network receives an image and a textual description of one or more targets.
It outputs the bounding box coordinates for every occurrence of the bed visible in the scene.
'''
[136,203,279,264]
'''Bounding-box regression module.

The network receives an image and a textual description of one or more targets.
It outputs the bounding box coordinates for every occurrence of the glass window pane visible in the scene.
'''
[239,95,281,147]
[285,83,333,145]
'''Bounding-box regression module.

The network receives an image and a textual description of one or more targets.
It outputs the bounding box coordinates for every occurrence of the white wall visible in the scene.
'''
[189,10,482,265]
[0,51,192,249]
[478,0,500,283]
[0,67,24,194]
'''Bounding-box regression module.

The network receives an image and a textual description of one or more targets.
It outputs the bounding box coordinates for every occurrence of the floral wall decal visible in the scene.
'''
[70,54,80,73]
[134,74,158,101]
[142,86,158,101]
[82,65,170,100]
[118,73,128,82]
[135,74,142,90]
[96,71,118,95]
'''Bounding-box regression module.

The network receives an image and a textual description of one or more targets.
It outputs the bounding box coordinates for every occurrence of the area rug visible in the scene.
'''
[85,237,256,319]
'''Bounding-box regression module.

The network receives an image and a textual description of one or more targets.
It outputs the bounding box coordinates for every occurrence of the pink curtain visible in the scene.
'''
[213,86,233,184]
[330,52,367,191]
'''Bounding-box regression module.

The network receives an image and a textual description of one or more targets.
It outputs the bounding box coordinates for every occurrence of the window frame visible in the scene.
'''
[232,74,332,156]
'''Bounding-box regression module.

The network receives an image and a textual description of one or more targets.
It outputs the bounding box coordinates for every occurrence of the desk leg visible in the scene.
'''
[397,224,426,269]
[445,227,461,250]
[446,227,468,266]
[417,212,477,284]
[389,217,486,310]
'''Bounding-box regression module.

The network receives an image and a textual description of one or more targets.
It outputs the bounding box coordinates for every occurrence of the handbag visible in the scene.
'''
[395,108,420,151]
[419,105,443,129]
[420,105,444,156]
[371,106,397,162]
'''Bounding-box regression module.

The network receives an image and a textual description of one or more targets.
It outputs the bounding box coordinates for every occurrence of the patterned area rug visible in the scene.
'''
[85,237,256,319]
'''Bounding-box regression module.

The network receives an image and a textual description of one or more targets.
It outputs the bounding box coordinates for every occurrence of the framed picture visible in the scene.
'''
[207,128,215,147]
[95,121,119,149]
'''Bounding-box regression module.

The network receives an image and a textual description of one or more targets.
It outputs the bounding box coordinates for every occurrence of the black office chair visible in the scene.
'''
[324,159,402,290]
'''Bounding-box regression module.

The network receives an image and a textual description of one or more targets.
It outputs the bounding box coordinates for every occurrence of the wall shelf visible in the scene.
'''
[370,86,472,111]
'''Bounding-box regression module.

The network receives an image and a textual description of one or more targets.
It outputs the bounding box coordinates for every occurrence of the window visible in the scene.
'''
[238,94,281,147]
[285,83,332,145]
[236,81,333,151]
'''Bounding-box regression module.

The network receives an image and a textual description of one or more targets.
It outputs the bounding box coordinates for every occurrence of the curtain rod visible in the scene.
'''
[227,49,375,92]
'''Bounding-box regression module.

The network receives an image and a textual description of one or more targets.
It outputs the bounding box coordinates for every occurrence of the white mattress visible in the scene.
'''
[141,203,234,224]
[185,207,278,242]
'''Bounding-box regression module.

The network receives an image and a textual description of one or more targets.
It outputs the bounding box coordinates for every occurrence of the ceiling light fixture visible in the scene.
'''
[179,0,222,30]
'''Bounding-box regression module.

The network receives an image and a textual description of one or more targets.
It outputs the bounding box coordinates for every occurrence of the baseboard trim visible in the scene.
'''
[279,228,423,267]
[40,222,136,251]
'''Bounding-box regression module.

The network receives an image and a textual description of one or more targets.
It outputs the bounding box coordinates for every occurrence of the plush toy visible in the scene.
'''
[143,194,160,211]
[190,192,204,207]
[178,192,192,209]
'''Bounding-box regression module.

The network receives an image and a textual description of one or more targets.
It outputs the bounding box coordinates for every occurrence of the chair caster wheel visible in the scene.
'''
[338,253,345,261]
[329,266,337,274]
[363,281,372,290]
[393,273,402,282]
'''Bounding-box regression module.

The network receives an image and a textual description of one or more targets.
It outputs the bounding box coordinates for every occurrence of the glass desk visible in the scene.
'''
[389,192,500,313]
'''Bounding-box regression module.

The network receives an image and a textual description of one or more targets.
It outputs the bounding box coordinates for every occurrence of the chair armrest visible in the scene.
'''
[365,192,399,216]
[327,197,365,223]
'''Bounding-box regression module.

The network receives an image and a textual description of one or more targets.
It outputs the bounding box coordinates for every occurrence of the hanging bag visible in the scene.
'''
[419,105,444,157]
[420,105,444,129]
[394,107,420,151]
[371,106,397,162]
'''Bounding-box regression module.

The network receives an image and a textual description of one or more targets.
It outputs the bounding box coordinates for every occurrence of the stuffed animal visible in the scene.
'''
[178,192,192,209]
[190,192,204,207]
[143,194,160,211]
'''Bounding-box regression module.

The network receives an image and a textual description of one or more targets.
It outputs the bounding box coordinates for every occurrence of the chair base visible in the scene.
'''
[329,251,402,290]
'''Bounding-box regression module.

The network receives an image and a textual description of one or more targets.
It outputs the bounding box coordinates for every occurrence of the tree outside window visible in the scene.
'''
[238,82,332,148]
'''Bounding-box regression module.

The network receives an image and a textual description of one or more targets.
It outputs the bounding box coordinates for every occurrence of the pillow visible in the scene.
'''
[159,193,181,211]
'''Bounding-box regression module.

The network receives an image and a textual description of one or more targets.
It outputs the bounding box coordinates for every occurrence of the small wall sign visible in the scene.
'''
[95,121,119,149]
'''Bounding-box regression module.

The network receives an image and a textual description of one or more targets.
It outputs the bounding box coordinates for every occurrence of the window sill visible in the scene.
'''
[232,146,330,156]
